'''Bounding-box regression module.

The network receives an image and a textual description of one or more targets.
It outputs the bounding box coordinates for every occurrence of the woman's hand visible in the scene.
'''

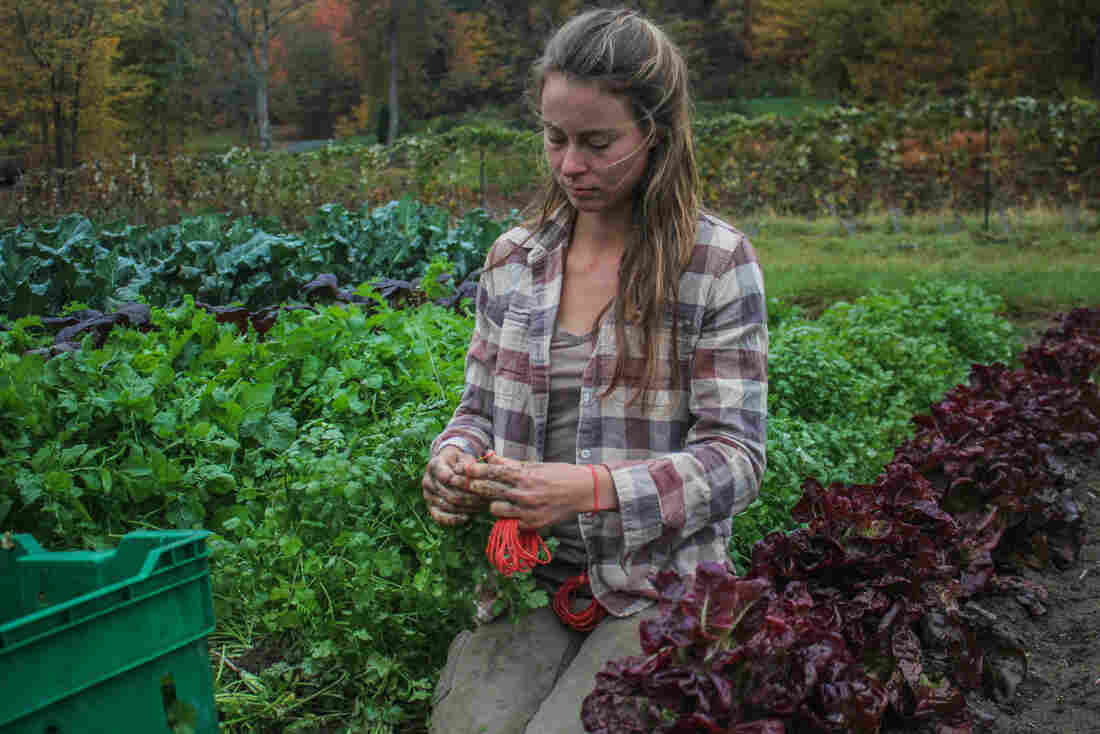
[422,446,488,526]
[464,454,603,531]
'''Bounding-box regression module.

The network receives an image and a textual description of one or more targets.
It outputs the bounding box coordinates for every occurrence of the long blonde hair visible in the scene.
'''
[529,7,700,402]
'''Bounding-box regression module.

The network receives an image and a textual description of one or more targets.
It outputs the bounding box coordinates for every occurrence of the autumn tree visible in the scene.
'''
[277,1,362,139]
[462,1,755,106]
[1,0,157,169]
[351,0,460,142]
[468,0,580,106]
[0,13,32,155]
[755,0,883,98]
[214,0,314,150]
[640,0,753,99]
[974,0,1100,98]
[385,0,401,143]
[754,0,1097,102]
[827,0,982,101]
[115,0,208,152]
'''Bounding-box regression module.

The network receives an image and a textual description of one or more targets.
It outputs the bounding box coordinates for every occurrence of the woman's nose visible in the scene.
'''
[560,144,587,176]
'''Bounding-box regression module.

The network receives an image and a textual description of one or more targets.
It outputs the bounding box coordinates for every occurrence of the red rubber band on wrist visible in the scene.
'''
[587,463,599,512]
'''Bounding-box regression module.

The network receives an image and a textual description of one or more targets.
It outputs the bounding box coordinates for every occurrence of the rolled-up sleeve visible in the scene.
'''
[430,243,509,459]
[608,233,768,556]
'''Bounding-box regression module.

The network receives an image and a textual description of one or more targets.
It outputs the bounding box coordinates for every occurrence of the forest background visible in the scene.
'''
[1,0,1099,176]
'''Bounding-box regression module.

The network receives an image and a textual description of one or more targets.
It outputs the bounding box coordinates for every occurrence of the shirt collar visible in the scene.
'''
[525,205,574,266]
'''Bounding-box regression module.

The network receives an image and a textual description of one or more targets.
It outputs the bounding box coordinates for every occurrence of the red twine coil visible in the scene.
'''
[552,573,608,632]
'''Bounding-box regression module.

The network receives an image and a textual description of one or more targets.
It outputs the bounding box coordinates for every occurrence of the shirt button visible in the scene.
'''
[580,449,592,459]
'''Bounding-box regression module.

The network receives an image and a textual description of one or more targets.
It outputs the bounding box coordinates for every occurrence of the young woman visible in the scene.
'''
[420,8,768,733]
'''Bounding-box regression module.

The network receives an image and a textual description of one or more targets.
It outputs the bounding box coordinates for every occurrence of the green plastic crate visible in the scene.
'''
[0,530,219,734]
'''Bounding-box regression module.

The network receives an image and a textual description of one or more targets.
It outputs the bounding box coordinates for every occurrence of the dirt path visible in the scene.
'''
[877,448,1100,734]
[966,450,1100,733]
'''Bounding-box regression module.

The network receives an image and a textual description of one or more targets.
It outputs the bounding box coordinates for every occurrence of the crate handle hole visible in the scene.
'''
[161,674,198,732]
[45,726,61,734]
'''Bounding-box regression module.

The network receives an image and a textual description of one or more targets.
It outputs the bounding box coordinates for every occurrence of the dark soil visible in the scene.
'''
[881,448,1100,734]
[964,449,1100,733]
[954,312,1100,734]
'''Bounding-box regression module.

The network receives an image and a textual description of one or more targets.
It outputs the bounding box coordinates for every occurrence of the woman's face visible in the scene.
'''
[540,72,651,219]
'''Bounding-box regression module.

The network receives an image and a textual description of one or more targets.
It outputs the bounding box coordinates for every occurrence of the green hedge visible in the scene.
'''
[3,96,1096,228]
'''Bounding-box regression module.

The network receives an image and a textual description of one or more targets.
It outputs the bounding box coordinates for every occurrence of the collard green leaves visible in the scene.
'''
[0,198,512,318]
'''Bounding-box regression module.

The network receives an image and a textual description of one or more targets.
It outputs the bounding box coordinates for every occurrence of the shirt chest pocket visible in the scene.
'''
[598,324,693,420]
[603,384,682,420]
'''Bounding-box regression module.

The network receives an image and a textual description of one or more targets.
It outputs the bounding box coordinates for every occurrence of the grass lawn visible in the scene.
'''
[730,206,1100,327]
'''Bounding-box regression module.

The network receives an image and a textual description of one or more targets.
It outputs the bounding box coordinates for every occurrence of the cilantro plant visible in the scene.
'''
[0,289,545,729]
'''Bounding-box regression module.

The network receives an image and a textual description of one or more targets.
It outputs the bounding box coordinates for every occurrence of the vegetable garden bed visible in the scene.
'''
[2,201,1097,733]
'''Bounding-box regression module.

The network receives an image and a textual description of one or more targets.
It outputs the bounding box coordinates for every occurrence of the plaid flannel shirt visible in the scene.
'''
[432,207,768,617]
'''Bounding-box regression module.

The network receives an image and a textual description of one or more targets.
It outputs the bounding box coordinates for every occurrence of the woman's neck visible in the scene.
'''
[570,209,631,263]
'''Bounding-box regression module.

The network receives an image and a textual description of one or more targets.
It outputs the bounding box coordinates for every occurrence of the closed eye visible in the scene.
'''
[544,126,614,152]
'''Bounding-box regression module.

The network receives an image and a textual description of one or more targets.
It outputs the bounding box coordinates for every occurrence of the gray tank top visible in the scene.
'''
[534,322,592,589]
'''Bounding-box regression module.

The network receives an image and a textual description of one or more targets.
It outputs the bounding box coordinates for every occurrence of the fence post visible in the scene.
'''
[984,99,993,232]
[480,145,486,211]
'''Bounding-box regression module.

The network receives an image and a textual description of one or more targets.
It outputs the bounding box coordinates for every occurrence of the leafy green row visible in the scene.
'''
[0,279,1019,731]
[0,197,514,319]
[730,280,1019,566]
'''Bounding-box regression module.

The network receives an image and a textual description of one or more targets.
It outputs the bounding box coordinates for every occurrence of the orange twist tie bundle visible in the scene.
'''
[476,453,607,632]
[486,518,551,576]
